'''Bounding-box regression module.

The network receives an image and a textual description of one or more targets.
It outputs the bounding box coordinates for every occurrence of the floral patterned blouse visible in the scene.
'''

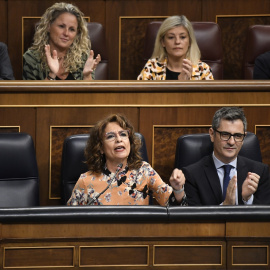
[67,161,175,206]
[137,58,214,80]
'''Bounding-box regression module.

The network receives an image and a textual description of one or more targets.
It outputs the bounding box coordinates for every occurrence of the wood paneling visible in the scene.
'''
[154,245,223,266]
[1,219,270,270]
[0,0,7,43]
[231,246,268,265]
[153,126,210,183]
[227,222,270,237]
[255,126,270,166]
[0,107,35,142]
[50,126,92,199]
[217,15,270,79]
[80,246,148,266]
[4,247,74,268]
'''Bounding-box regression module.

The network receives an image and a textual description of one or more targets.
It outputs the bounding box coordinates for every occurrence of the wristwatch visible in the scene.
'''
[47,74,56,80]
[173,185,184,194]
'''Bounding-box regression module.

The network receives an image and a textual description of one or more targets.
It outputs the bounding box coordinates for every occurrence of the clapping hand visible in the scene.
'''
[178,58,192,80]
[44,44,60,76]
[83,50,101,80]
[223,175,237,205]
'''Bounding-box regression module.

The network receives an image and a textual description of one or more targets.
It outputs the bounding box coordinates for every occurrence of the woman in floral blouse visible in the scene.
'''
[67,113,186,206]
[137,15,214,80]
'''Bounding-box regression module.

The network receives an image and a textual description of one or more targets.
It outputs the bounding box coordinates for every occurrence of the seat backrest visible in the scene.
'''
[243,25,270,79]
[0,133,39,207]
[142,21,223,79]
[61,132,149,204]
[174,132,262,169]
[87,22,108,80]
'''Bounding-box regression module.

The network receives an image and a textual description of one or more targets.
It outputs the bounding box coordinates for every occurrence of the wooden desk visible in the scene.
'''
[0,205,269,270]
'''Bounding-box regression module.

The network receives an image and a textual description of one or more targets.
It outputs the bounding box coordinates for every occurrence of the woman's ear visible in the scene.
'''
[161,39,165,48]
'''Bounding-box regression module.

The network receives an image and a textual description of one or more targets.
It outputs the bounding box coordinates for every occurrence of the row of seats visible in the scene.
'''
[0,131,261,207]
[91,22,270,80]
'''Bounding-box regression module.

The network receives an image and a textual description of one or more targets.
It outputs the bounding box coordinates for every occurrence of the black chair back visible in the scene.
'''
[174,132,262,169]
[0,132,39,207]
[61,133,148,204]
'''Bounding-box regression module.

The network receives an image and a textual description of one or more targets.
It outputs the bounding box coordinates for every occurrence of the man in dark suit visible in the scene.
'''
[180,107,270,206]
[0,42,14,80]
[253,51,270,80]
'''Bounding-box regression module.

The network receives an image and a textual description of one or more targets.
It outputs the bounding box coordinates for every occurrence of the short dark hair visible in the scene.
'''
[212,107,247,132]
[84,114,142,173]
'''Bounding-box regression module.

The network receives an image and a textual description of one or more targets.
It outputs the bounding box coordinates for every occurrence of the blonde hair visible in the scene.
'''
[152,15,201,64]
[30,2,91,73]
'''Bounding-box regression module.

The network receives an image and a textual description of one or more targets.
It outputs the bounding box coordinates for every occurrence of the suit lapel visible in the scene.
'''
[236,156,248,205]
[204,156,223,203]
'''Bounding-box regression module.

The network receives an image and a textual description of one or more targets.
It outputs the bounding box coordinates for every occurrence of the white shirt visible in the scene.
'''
[212,153,253,205]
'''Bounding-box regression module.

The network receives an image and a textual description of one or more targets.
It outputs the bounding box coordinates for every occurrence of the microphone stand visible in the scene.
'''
[87,163,123,205]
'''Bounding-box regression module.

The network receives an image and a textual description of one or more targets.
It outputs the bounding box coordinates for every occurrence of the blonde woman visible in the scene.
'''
[138,15,213,80]
[23,2,101,80]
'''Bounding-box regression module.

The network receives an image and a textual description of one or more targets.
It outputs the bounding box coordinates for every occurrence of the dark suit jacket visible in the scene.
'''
[183,155,270,206]
[0,42,14,80]
[253,51,270,79]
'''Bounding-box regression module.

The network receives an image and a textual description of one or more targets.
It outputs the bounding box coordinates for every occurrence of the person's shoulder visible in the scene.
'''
[23,49,40,60]
[238,155,267,168]
[145,58,165,65]
[256,51,270,61]
[0,42,7,50]
[78,171,97,181]
[135,161,155,172]
[141,161,151,167]
[196,60,211,68]
[254,51,270,66]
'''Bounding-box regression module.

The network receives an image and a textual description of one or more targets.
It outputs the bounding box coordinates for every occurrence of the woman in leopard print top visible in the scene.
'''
[138,15,214,81]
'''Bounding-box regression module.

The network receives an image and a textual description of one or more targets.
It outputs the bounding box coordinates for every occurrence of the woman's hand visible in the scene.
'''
[169,168,186,202]
[45,44,59,78]
[178,58,192,80]
[83,50,101,80]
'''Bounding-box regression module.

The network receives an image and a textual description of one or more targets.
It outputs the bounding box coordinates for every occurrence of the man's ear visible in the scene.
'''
[209,127,215,143]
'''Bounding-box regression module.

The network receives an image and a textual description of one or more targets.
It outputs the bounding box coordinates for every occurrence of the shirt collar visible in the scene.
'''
[212,152,237,169]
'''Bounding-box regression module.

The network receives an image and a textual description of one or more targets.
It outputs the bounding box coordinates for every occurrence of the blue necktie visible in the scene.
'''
[222,165,233,200]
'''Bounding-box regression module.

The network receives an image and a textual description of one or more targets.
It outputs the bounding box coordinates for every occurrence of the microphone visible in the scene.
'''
[87,163,123,205]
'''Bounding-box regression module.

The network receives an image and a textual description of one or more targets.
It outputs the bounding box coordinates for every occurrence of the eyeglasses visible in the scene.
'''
[213,128,245,142]
[104,130,130,142]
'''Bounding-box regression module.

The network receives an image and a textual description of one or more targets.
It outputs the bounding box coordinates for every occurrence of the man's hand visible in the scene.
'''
[223,175,237,205]
[242,172,260,201]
